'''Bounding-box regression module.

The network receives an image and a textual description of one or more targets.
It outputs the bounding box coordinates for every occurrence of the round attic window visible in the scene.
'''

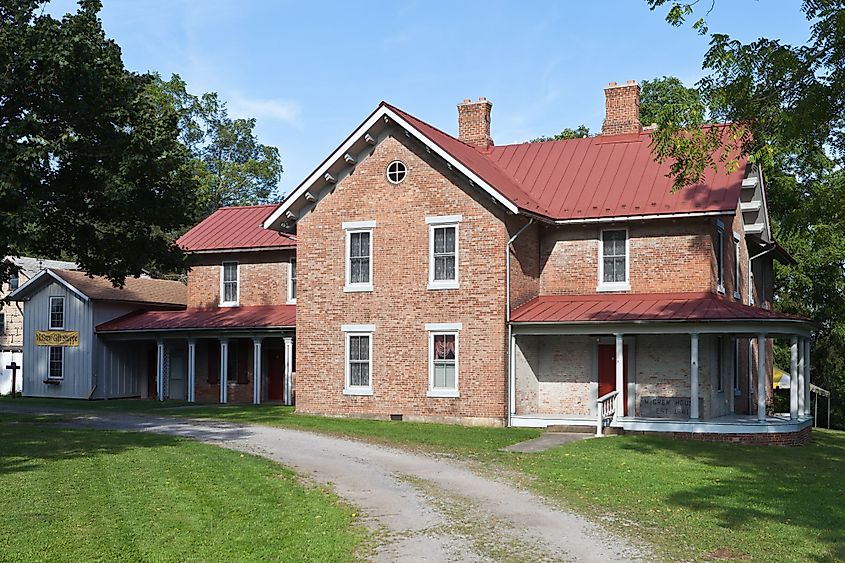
[386,160,407,184]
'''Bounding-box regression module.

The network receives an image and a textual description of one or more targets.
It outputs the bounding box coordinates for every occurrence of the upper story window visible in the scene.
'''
[733,233,741,300]
[343,221,375,292]
[386,160,407,184]
[287,258,297,303]
[220,262,239,306]
[715,221,725,294]
[426,215,462,290]
[8,271,18,291]
[426,323,462,398]
[598,229,629,292]
[342,324,375,395]
[49,296,64,329]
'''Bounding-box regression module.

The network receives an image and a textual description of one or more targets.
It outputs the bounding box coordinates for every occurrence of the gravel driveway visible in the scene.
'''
[2,406,648,562]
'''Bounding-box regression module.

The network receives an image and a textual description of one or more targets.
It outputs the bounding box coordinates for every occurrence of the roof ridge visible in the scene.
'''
[382,101,483,152]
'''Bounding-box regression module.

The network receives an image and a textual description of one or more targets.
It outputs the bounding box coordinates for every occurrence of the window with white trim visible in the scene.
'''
[430,333,458,396]
[343,325,374,395]
[48,346,63,379]
[8,271,18,291]
[220,262,239,306]
[427,215,461,289]
[386,160,407,184]
[716,221,725,293]
[287,258,297,303]
[343,221,374,292]
[733,233,741,299]
[598,229,629,291]
[49,296,64,329]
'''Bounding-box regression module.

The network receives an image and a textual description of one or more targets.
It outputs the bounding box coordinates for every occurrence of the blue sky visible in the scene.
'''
[50,0,808,196]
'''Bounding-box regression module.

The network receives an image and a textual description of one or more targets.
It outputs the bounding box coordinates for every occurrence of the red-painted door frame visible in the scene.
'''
[597,343,629,416]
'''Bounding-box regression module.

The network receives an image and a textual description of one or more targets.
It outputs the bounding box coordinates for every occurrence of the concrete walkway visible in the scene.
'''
[1,406,648,562]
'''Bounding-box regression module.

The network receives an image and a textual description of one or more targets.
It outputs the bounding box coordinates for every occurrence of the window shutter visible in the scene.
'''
[208,342,220,384]
[237,339,249,384]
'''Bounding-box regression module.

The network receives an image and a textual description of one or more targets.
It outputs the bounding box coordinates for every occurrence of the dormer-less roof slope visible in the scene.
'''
[9,268,186,308]
[178,204,296,253]
[265,102,748,230]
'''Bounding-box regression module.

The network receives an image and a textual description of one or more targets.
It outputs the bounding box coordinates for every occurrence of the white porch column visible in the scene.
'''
[797,337,806,416]
[187,339,196,403]
[156,339,166,401]
[219,338,229,404]
[690,333,700,420]
[615,333,624,419]
[252,337,263,405]
[757,333,767,421]
[283,336,294,406]
[804,338,812,416]
[790,336,799,420]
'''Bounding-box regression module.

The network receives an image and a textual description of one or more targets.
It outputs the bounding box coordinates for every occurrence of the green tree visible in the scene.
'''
[639,76,702,126]
[647,1,845,426]
[151,75,283,218]
[0,0,197,285]
[530,125,591,143]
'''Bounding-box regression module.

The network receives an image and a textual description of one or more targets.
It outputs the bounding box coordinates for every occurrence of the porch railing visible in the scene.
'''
[596,390,619,437]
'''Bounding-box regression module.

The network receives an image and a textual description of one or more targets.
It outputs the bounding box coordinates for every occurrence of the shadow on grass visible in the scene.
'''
[617,430,845,561]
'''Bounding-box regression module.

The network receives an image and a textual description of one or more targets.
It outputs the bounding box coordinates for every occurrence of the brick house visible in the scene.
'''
[263,80,814,444]
[96,205,297,404]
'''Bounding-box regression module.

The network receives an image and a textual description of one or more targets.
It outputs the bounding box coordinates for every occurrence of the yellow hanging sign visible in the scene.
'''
[35,331,80,347]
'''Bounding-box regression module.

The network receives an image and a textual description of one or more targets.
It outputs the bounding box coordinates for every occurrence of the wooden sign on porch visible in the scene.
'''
[640,396,704,418]
[35,330,80,347]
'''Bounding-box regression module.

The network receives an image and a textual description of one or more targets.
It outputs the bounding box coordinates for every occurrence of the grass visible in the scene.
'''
[4,397,845,561]
[0,413,366,562]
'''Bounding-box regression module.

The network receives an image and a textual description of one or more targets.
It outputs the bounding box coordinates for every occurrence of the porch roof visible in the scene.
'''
[96,304,295,333]
[510,292,809,325]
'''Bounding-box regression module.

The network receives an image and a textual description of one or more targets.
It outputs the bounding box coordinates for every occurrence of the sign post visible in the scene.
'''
[5,361,20,398]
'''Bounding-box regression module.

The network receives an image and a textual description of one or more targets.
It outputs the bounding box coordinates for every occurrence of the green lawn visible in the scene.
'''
[3,397,844,561]
[0,414,366,562]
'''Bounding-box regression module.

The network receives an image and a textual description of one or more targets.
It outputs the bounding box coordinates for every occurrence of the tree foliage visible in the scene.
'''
[648,1,845,426]
[150,75,283,219]
[639,76,702,126]
[530,125,591,143]
[0,0,197,285]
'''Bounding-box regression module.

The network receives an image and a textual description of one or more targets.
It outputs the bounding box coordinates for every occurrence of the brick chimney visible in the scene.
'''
[457,97,493,149]
[602,80,642,136]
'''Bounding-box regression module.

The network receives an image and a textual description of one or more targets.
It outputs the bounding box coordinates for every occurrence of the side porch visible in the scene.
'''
[509,293,815,444]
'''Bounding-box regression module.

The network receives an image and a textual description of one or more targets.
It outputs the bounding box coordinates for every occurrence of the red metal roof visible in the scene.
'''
[487,130,744,221]
[510,293,808,324]
[96,304,295,333]
[384,103,745,222]
[177,205,296,252]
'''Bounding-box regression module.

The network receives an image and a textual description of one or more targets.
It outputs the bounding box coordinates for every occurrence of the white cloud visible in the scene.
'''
[228,95,302,126]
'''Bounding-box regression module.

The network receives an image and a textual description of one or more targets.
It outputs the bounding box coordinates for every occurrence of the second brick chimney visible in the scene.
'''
[457,97,494,149]
[602,80,642,136]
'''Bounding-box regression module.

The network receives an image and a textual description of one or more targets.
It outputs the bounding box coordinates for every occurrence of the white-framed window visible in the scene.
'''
[8,271,18,291]
[426,215,462,290]
[733,233,741,300]
[426,323,461,397]
[343,221,375,292]
[220,261,239,306]
[48,346,63,379]
[287,258,297,303]
[716,220,725,294]
[342,324,374,395]
[597,229,630,291]
[49,296,64,329]
[386,160,408,184]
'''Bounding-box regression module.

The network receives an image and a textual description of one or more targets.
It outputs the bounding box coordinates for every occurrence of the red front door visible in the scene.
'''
[267,349,284,402]
[597,343,629,416]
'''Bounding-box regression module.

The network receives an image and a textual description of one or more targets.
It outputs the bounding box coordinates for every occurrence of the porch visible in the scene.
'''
[508,293,815,442]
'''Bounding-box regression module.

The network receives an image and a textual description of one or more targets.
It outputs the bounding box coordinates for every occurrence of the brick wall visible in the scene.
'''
[187,250,294,308]
[457,98,493,149]
[514,335,593,416]
[602,81,642,136]
[661,424,811,446]
[295,133,511,423]
[539,220,714,295]
[0,271,30,350]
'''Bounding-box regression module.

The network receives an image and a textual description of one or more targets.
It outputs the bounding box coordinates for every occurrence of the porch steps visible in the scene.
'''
[546,424,595,434]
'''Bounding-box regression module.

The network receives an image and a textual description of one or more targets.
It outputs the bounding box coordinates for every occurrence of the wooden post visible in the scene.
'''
[690,333,699,420]
[5,361,20,398]
[790,336,799,420]
[253,337,263,405]
[757,334,767,421]
[805,339,812,417]
[615,333,624,420]
[797,337,805,416]
[283,336,294,406]
[156,340,166,401]
[219,338,228,404]
[187,339,196,403]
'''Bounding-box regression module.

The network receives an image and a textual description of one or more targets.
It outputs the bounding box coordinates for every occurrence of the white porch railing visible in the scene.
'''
[596,390,619,437]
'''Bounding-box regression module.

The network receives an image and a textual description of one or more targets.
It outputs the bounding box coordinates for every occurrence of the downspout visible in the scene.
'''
[746,244,776,412]
[505,218,534,427]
